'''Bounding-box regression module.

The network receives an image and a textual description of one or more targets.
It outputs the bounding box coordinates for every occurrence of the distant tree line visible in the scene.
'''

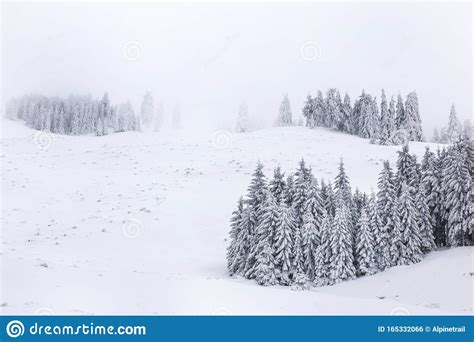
[301,89,424,145]
[432,104,472,144]
[5,92,183,135]
[5,93,141,136]
[227,135,472,288]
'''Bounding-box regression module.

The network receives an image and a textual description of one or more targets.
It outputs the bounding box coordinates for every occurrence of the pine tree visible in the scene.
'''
[376,161,396,269]
[325,88,343,130]
[421,147,444,246]
[302,211,319,281]
[355,207,376,276]
[395,144,419,195]
[255,244,278,286]
[342,93,352,133]
[398,182,423,265]
[379,89,391,145]
[269,166,286,204]
[329,206,356,283]
[274,202,296,285]
[446,104,462,143]
[243,162,268,277]
[443,142,472,246]
[334,159,352,207]
[302,93,315,128]
[314,210,332,285]
[235,102,249,133]
[227,197,245,275]
[253,192,279,285]
[432,127,440,143]
[313,91,326,127]
[276,94,293,126]
[416,182,436,253]
[404,91,424,141]
[395,93,405,130]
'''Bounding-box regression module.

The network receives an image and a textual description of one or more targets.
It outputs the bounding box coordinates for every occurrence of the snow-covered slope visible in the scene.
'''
[1,119,472,315]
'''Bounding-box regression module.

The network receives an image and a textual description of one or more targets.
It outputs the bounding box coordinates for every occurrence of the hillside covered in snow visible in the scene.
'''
[0,119,472,315]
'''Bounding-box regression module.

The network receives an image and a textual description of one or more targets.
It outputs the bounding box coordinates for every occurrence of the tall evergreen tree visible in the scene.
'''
[355,207,377,276]
[395,93,405,130]
[274,202,296,285]
[269,166,286,204]
[404,91,424,141]
[416,182,436,253]
[276,94,293,126]
[314,210,332,285]
[302,93,315,128]
[227,197,245,275]
[446,104,462,143]
[329,206,356,283]
[235,102,249,133]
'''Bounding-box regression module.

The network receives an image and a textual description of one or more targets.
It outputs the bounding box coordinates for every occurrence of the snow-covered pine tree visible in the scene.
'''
[313,91,326,127]
[395,93,405,130]
[302,93,315,128]
[404,91,424,142]
[235,102,249,133]
[342,93,352,133]
[320,180,336,218]
[379,89,391,145]
[416,182,436,253]
[463,119,473,140]
[140,91,154,130]
[227,197,245,275]
[274,202,296,285]
[446,104,462,143]
[355,206,377,276]
[253,191,279,285]
[398,182,423,265]
[376,161,396,269]
[255,244,278,286]
[276,94,293,126]
[443,141,472,246]
[395,144,419,195]
[283,175,295,207]
[421,147,444,246]
[329,206,356,283]
[301,211,318,281]
[387,96,397,143]
[325,88,343,131]
[269,166,286,204]
[314,210,332,286]
[293,159,311,227]
[243,162,268,278]
[334,159,352,207]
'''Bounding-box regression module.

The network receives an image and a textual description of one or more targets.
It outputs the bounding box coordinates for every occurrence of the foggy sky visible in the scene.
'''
[1,2,472,133]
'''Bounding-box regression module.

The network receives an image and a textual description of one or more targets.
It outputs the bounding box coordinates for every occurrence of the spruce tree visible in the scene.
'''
[395,93,405,130]
[404,91,424,142]
[277,94,293,126]
[398,182,423,265]
[376,161,396,269]
[255,244,278,286]
[379,89,391,145]
[416,182,436,253]
[446,104,462,143]
[329,206,356,283]
[235,102,249,133]
[314,210,332,286]
[342,93,352,133]
[355,207,377,276]
[274,202,296,285]
[227,197,245,275]
[269,166,286,204]
[302,93,315,128]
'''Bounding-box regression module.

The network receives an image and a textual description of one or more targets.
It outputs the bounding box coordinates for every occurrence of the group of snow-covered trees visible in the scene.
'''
[302,89,424,145]
[227,136,472,287]
[5,93,141,136]
[5,92,181,135]
[432,104,472,144]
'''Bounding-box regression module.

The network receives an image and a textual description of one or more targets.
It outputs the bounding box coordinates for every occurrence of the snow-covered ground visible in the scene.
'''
[0,119,472,315]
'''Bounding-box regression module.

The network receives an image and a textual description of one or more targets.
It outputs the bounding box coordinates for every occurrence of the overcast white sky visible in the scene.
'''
[1,2,472,133]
